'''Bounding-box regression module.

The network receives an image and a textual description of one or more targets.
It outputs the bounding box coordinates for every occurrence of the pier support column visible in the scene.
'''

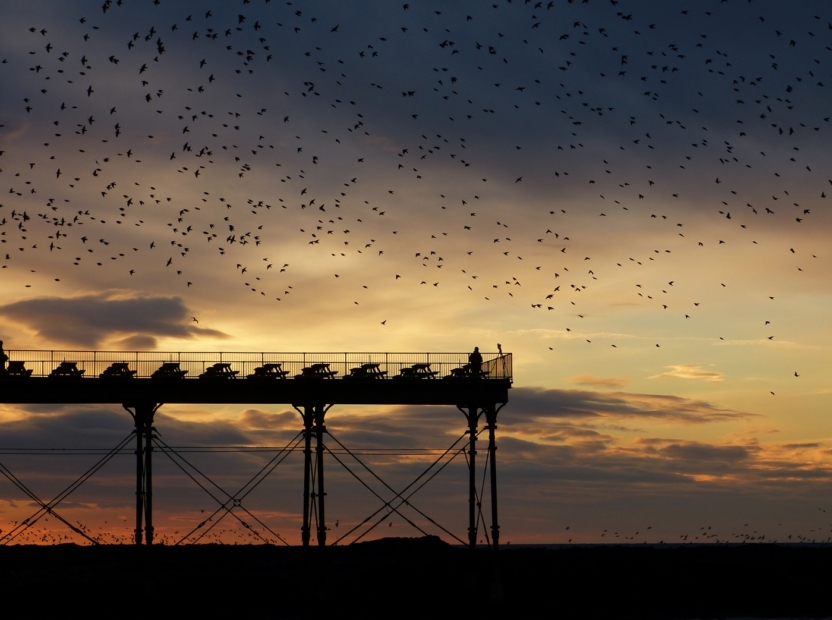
[484,405,500,552]
[134,410,143,546]
[298,404,330,547]
[144,405,155,546]
[314,404,327,547]
[300,405,313,547]
[124,402,159,546]
[485,403,504,601]
[466,406,479,550]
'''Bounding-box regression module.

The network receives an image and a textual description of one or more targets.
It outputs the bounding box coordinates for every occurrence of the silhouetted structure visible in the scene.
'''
[0,349,510,560]
[99,362,136,380]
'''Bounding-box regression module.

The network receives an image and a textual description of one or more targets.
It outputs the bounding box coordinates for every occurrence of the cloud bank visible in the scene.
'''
[0,292,228,348]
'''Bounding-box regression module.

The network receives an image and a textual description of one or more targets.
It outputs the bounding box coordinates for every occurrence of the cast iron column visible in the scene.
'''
[127,402,158,546]
[315,403,327,547]
[134,409,144,545]
[468,406,478,549]
[301,405,313,547]
[485,405,500,551]
[485,403,504,601]
[144,407,154,546]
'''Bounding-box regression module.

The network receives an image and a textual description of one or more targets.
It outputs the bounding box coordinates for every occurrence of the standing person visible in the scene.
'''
[0,340,7,373]
[469,346,483,377]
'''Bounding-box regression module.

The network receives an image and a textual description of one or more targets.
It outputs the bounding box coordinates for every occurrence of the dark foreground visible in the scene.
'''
[2,538,830,619]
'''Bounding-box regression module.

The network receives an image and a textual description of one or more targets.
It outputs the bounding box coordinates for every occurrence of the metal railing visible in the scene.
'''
[2,351,512,382]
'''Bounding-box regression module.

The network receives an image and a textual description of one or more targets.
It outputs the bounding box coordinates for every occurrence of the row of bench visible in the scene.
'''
[0,361,490,381]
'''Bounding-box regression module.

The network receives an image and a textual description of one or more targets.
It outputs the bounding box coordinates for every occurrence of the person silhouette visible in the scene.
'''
[0,340,7,373]
[469,346,482,377]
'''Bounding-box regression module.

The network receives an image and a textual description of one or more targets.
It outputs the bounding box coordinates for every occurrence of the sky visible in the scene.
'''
[0,0,831,546]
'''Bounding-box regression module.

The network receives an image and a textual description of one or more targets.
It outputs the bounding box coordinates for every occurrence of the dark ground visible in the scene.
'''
[1,538,830,618]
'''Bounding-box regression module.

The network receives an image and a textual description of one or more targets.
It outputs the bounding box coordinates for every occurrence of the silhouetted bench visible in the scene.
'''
[4,361,33,378]
[345,363,387,380]
[99,362,137,380]
[151,362,188,380]
[447,364,488,379]
[395,363,438,380]
[247,363,289,380]
[49,362,85,379]
[199,363,239,380]
[296,363,338,379]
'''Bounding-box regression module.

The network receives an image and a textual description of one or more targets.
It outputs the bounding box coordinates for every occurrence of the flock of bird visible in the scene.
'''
[0,0,826,359]
[0,517,286,546]
[7,514,832,547]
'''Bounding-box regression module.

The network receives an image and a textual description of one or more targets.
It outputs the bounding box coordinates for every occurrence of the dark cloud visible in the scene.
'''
[0,406,246,451]
[238,408,298,430]
[753,468,832,481]
[360,387,751,447]
[114,334,158,350]
[502,387,754,425]
[655,442,752,463]
[0,406,302,517]
[0,293,228,348]
[327,405,464,449]
[499,457,692,487]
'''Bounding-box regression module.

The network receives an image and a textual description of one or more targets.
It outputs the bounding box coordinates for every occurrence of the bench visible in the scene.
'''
[247,363,289,380]
[447,364,488,379]
[199,363,239,379]
[345,363,388,380]
[151,362,188,380]
[49,361,85,379]
[4,361,33,378]
[99,362,137,380]
[395,363,438,379]
[295,363,338,379]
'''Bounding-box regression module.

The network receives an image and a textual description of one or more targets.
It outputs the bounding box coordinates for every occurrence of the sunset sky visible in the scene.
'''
[1,0,831,545]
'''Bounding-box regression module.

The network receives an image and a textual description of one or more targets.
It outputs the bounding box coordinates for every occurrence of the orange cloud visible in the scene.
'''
[649,365,724,383]
[568,373,629,388]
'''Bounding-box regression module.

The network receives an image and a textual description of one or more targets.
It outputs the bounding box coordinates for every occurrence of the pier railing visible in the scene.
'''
[3,351,512,382]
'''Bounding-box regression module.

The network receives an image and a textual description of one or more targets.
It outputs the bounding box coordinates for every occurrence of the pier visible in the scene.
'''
[0,350,511,550]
